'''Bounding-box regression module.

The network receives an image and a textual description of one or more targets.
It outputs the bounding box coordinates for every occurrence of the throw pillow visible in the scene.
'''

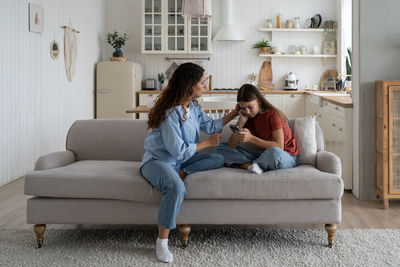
[293,116,317,165]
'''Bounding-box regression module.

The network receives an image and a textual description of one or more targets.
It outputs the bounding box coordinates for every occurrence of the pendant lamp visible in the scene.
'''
[182,0,212,18]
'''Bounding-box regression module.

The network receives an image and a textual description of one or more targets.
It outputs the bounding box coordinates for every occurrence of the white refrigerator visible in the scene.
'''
[96,61,142,118]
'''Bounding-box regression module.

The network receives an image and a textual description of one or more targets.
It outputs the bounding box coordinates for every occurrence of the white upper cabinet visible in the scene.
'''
[142,0,212,54]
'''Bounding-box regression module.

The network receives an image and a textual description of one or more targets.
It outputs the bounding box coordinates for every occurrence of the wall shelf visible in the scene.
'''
[259,54,337,58]
[259,28,337,33]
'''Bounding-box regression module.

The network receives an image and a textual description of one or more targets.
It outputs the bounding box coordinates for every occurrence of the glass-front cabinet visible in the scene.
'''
[142,0,211,54]
[188,17,210,53]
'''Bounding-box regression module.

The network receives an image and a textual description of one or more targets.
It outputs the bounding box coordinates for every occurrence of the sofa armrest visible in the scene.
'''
[315,151,342,176]
[34,151,76,171]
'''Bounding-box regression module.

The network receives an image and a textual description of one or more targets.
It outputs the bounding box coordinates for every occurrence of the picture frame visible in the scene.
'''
[50,40,60,59]
[29,3,43,33]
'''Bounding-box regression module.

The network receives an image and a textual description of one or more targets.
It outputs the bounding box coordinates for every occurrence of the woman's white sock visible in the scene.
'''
[156,238,173,263]
[248,163,263,174]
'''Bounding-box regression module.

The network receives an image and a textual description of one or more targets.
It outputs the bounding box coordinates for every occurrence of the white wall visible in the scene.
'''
[0,0,107,186]
[105,0,338,89]
[354,0,400,200]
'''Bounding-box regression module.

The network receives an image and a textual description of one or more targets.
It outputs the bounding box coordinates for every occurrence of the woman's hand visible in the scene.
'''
[234,128,253,143]
[207,134,221,147]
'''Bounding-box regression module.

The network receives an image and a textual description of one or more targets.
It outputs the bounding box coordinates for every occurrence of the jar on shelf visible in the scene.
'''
[265,19,273,28]
[294,17,301,28]
[276,13,282,28]
[299,45,307,54]
[286,19,293,28]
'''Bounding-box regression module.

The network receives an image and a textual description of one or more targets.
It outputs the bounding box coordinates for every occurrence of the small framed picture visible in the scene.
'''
[29,3,43,33]
[50,41,60,59]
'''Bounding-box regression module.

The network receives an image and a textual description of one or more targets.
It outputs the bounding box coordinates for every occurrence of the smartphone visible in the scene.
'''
[229,125,241,132]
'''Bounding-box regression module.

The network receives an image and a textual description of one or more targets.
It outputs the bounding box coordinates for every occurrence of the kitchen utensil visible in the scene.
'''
[258,61,274,90]
[311,14,322,28]
[284,72,299,90]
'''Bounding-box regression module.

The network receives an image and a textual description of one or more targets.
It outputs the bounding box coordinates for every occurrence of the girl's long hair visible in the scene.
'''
[147,62,204,129]
[237,84,288,124]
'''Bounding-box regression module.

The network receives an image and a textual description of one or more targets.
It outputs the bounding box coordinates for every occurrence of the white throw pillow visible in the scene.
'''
[293,116,317,165]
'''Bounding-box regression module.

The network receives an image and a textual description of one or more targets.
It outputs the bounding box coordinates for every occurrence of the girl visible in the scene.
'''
[140,63,239,263]
[217,84,298,174]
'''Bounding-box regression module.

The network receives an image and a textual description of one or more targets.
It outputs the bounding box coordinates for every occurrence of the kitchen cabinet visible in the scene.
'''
[281,94,305,119]
[139,93,159,119]
[142,0,212,54]
[305,95,353,190]
[264,94,305,119]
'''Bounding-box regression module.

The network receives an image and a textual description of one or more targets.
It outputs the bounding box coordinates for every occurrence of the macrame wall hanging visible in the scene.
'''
[61,21,80,82]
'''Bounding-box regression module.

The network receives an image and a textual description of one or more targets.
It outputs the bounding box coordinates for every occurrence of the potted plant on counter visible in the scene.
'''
[252,39,271,54]
[157,72,166,90]
[107,31,132,61]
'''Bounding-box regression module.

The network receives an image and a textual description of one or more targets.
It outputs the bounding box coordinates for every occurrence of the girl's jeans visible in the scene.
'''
[216,143,297,171]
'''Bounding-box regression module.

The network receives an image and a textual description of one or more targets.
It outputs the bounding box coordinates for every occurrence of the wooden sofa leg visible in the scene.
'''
[34,224,46,248]
[325,224,337,248]
[178,224,191,249]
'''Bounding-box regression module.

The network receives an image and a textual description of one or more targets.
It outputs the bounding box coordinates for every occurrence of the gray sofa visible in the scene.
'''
[25,119,343,249]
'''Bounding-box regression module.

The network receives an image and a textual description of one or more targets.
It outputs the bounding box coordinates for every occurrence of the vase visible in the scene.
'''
[113,48,123,57]
[260,47,269,54]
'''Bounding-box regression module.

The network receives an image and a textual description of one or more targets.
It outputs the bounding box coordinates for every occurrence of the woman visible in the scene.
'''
[217,84,298,174]
[140,62,238,263]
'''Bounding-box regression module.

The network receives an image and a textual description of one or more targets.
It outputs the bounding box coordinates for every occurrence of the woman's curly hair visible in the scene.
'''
[147,62,204,129]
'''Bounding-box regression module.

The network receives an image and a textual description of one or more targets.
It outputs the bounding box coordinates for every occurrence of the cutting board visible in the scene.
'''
[258,61,274,90]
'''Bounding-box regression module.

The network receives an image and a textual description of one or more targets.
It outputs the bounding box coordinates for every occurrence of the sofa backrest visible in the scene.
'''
[66,118,324,161]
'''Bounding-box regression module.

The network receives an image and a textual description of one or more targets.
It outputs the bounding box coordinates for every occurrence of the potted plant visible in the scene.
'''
[252,39,271,54]
[345,47,352,96]
[345,47,352,81]
[106,31,132,61]
[157,72,166,90]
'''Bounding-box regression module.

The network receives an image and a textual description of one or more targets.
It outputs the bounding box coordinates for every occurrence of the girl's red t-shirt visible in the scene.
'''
[244,109,299,156]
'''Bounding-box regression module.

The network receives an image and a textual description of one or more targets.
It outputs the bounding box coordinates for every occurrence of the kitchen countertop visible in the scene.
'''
[319,95,353,108]
[138,90,353,108]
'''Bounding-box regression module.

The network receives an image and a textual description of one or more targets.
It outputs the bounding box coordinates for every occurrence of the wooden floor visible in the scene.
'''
[1,177,400,230]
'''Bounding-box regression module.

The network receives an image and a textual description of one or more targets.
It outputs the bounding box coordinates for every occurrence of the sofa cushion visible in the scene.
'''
[25,161,343,202]
[185,165,343,200]
[293,116,317,165]
[25,161,162,204]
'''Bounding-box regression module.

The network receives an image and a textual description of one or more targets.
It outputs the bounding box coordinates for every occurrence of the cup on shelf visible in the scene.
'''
[300,45,307,54]
[265,19,273,28]
[312,46,321,55]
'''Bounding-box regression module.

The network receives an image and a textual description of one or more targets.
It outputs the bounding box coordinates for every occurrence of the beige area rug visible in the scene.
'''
[1,227,399,266]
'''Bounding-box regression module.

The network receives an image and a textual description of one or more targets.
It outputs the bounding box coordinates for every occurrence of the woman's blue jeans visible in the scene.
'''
[140,153,224,229]
[216,143,297,171]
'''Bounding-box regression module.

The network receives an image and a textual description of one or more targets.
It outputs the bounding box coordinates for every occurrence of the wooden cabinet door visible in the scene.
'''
[281,94,305,119]
[388,86,400,194]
